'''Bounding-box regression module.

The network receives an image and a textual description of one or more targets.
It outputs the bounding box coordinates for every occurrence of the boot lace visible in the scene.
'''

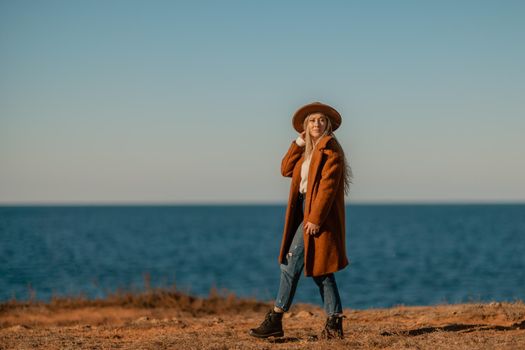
[261,312,273,327]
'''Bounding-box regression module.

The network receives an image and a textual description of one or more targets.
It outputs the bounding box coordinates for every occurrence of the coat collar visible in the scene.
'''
[313,134,333,151]
[294,134,334,184]
[303,134,334,209]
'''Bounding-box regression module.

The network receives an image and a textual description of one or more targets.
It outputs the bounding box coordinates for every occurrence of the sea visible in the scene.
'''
[1,204,524,309]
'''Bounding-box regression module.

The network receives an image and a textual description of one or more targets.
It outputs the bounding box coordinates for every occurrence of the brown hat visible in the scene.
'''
[292,101,342,133]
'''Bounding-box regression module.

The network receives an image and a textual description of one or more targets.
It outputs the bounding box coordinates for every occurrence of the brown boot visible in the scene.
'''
[249,309,284,338]
[320,314,344,339]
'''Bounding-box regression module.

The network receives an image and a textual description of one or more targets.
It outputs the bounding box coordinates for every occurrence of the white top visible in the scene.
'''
[295,136,309,194]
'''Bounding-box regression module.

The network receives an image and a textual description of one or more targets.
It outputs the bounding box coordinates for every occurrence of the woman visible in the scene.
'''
[249,101,352,340]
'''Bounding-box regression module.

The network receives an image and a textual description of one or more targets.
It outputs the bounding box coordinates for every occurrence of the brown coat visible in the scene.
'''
[278,134,349,277]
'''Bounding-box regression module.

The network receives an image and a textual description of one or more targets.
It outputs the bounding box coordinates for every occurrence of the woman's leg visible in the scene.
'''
[312,273,343,316]
[274,221,305,312]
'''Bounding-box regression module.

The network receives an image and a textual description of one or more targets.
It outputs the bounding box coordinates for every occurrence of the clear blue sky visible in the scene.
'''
[1,0,524,203]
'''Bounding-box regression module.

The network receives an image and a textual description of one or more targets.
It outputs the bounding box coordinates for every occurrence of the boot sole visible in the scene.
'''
[248,329,284,338]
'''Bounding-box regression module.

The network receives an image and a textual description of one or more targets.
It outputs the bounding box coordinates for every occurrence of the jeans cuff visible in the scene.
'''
[274,302,288,312]
[327,311,344,317]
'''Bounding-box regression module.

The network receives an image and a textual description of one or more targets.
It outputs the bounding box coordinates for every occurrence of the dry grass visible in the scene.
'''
[1,287,525,349]
[1,285,269,316]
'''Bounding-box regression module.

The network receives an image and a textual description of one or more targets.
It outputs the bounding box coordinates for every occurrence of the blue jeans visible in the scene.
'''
[274,192,343,316]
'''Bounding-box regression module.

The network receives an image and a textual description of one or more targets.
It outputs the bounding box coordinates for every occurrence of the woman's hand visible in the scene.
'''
[299,131,306,140]
[304,221,320,236]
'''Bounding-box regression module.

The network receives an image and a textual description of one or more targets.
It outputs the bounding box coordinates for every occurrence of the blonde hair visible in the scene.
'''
[303,113,353,196]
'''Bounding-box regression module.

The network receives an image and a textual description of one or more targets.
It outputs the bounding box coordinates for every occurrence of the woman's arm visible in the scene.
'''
[280,136,305,177]
[306,146,343,227]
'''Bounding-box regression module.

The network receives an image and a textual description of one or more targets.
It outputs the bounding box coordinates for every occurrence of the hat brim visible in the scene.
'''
[292,102,342,133]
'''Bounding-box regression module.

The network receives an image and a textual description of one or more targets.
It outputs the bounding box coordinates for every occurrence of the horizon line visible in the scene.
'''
[1,200,525,206]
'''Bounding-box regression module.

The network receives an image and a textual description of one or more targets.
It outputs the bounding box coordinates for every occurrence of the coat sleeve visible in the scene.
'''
[306,146,343,227]
[281,140,304,177]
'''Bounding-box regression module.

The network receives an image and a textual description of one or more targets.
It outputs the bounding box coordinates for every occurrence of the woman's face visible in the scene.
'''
[307,113,327,140]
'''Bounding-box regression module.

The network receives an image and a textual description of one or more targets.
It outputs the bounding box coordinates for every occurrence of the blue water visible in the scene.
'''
[1,204,524,309]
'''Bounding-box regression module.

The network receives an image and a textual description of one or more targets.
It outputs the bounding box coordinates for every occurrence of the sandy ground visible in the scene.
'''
[1,290,524,349]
